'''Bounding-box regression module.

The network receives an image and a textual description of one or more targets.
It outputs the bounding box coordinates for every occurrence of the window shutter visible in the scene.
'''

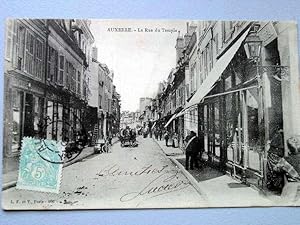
[5,20,13,60]
[58,55,65,85]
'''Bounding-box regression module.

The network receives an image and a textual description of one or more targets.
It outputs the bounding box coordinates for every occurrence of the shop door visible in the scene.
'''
[23,93,34,137]
[206,101,221,163]
[225,91,245,173]
[226,88,263,180]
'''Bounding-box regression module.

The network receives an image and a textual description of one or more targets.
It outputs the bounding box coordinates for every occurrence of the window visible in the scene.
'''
[12,90,23,152]
[70,64,76,92]
[25,31,35,74]
[16,24,26,70]
[204,48,208,78]
[57,104,63,141]
[199,53,204,84]
[186,83,190,99]
[33,96,42,133]
[223,21,235,43]
[214,33,219,56]
[208,41,213,72]
[172,92,176,109]
[65,60,70,88]
[65,62,75,92]
[47,46,58,82]
[99,95,102,108]
[176,89,180,107]
[77,71,81,95]
[190,63,196,94]
[5,20,13,60]
[35,39,43,79]
[58,55,64,85]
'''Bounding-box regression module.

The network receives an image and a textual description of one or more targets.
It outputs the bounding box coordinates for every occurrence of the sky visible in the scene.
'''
[90,20,187,112]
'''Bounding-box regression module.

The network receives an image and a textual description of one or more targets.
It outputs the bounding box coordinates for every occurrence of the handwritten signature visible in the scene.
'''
[96,164,169,177]
[120,170,191,206]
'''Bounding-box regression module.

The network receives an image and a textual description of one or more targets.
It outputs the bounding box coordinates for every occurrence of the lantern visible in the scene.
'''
[243,24,262,61]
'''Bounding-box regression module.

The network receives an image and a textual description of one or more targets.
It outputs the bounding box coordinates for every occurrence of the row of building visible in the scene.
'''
[3,19,121,172]
[119,98,153,131]
[143,21,300,188]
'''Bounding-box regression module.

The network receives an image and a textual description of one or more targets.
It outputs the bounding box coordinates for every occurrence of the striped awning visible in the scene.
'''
[181,27,251,113]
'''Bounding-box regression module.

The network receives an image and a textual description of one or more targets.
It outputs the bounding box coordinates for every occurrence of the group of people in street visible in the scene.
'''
[152,124,204,170]
[153,128,163,141]
[154,126,204,170]
[152,127,179,148]
[163,130,179,148]
[119,126,137,146]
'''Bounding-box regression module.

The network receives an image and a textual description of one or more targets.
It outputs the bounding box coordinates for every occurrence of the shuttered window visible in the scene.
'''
[58,55,65,85]
[35,39,43,80]
[5,20,13,60]
[25,31,35,74]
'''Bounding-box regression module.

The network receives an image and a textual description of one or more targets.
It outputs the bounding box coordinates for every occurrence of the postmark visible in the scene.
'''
[16,137,64,193]
[37,111,88,164]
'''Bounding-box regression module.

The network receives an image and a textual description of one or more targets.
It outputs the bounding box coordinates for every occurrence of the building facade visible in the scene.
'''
[4,19,48,168]
[3,19,94,172]
[90,47,120,141]
[148,20,300,190]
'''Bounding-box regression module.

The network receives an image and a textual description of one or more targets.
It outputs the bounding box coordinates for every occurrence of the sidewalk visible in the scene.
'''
[154,138,184,156]
[173,155,274,207]
[154,138,275,207]
[2,137,119,191]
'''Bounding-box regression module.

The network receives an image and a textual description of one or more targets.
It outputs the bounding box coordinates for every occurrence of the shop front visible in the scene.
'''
[181,22,296,190]
[44,86,87,144]
[3,72,46,173]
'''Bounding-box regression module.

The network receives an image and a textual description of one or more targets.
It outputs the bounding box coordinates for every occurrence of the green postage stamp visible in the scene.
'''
[16,137,65,193]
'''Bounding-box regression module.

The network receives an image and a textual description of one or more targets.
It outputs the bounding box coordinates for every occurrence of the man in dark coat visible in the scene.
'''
[185,131,200,170]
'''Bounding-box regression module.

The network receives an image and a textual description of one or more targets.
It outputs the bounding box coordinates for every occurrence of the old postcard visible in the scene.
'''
[2,19,300,210]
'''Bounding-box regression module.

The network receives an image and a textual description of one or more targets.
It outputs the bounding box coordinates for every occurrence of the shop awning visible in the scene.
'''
[182,27,251,112]
[175,105,197,118]
[164,113,178,128]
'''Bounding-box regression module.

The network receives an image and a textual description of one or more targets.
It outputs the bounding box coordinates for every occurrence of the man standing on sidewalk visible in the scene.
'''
[185,131,200,170]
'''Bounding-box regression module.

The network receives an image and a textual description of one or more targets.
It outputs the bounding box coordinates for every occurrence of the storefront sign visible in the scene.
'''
[13,77,44,95]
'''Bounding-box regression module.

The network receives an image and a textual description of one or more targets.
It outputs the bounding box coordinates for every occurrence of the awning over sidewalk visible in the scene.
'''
[164,113,178,128]
[175,105,197,118]
[182,27,251,112]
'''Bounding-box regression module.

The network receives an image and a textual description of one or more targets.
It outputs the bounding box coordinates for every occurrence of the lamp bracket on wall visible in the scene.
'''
[258,65,289,82]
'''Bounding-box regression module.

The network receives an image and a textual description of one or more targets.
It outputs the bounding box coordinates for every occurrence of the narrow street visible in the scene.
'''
[2,137,206,209]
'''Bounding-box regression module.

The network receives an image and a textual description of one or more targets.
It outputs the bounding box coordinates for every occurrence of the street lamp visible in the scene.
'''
[243,23,262,62]
[244,23,289,81]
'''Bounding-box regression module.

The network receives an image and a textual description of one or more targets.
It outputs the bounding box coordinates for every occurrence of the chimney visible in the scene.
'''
[175,36,184,64]
[186,22,189,34]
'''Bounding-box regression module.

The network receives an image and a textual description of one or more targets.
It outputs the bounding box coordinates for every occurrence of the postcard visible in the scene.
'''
[2,19,300,210]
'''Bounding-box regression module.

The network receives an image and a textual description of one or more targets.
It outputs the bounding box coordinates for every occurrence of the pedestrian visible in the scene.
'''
[173,132,178,148]
[164,130,169,147]
[154,128,158,140]
[108,133,112,145]
[158,128,162,141]
[185,130,200,170]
